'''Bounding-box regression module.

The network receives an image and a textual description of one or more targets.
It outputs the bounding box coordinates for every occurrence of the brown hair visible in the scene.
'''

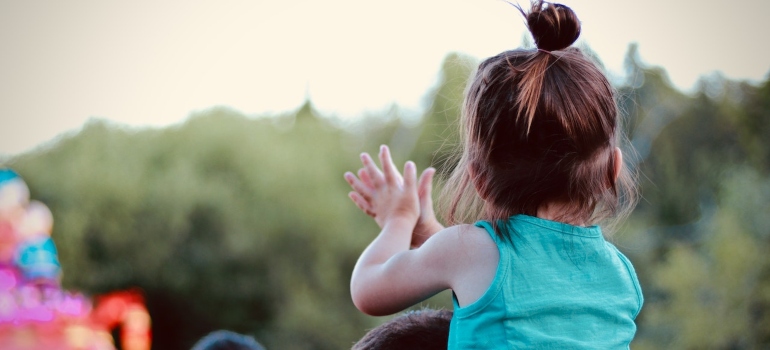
[439,1,637,235]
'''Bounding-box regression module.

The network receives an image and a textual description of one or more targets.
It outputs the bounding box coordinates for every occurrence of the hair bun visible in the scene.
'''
[525,1,581,52]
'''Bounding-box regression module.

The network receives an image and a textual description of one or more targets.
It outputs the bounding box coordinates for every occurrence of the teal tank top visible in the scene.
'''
[448,215,643,349]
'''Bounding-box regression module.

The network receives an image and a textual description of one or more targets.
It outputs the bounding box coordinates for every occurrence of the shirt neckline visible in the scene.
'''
[510,214,603,238]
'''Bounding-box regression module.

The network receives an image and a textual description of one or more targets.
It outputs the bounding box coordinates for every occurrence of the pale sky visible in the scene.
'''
[1,0,768,156]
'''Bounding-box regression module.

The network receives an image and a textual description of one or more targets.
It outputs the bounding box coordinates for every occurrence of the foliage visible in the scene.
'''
[7,104,383,349]
[616,46,770,349]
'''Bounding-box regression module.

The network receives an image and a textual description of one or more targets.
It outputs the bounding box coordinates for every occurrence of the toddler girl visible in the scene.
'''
[344,1,643,348]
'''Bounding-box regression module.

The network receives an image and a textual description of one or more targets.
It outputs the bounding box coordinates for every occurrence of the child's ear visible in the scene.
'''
[613,147,623,182]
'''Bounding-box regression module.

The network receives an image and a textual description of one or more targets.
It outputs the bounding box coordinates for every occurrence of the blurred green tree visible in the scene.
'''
[615,48,770,348]
[8,105,382,349]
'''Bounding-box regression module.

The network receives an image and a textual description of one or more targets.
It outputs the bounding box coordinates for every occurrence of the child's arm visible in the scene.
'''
[351,225,464,316]
[345,149,444,248]
[346,146,462,316]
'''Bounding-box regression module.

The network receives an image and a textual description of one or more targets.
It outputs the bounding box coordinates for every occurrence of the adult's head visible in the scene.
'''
[190,330,265,350]
[353,309,452,350]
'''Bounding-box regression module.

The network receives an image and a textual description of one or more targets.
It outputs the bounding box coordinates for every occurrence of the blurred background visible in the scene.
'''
[1,0,769,349]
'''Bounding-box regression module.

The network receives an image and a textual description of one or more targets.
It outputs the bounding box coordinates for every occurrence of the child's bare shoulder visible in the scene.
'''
[423,224,497,264]
[434,224,493,245]
[425,224,499,304]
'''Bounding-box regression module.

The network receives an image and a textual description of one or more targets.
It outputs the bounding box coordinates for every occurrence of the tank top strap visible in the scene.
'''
[474,220,503,243]
[449,220,511,317]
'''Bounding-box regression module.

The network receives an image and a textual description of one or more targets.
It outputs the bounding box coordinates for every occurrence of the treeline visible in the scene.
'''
[4,46,770,349]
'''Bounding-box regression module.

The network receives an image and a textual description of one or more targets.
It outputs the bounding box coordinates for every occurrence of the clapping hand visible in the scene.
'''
[344,145,444,248]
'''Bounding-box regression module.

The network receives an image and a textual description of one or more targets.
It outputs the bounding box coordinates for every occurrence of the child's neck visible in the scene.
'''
[536,202,586,227]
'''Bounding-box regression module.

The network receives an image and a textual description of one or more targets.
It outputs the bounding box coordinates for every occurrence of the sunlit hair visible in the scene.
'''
[439,0,637,235]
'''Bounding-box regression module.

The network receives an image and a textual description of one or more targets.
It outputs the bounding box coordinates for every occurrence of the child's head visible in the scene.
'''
[442,1,636,229]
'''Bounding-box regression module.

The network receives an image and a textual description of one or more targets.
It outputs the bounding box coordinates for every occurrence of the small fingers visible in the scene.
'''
[348,191,375,217]
[418,167,436,198]
[361,152,384,188]
[379,145,401,185]
[344,171,373,202]
[418,167,436,211]
[358,168,374,189]
[403,161,417,190]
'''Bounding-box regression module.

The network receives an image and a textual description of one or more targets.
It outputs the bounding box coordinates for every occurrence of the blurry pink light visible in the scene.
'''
[0,269,16,291]
[59,294,89,317]
[20,305,54,322]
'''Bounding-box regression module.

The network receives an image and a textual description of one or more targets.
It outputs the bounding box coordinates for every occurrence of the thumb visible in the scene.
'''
[418,167,436,208]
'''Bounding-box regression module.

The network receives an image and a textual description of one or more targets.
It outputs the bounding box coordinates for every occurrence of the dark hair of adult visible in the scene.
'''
[352,309,453,350]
